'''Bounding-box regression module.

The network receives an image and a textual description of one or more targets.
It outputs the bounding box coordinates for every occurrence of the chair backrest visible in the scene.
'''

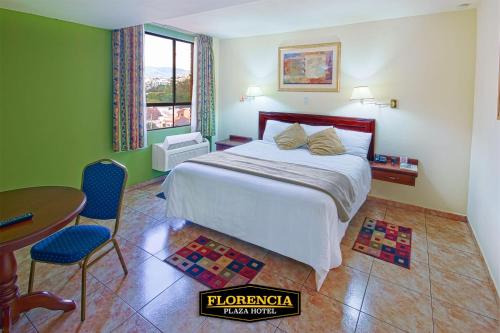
[80,159,128,220]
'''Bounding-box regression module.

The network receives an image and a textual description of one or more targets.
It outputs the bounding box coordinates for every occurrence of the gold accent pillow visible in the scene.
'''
[307,128,346,155]
[274,123,308,150]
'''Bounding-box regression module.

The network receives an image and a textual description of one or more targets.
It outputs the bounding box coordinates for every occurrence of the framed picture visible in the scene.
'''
[278,42,341,92]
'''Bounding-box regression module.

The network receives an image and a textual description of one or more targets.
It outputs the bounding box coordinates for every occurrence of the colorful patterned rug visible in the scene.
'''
[352,218,412,269]
[165,235,265,289]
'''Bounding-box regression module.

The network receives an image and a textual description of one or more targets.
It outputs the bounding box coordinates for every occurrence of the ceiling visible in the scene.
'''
[0,0,477,38]
[0,0,257,30]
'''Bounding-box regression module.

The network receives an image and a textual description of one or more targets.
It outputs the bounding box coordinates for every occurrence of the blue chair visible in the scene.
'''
[28,159,128,321]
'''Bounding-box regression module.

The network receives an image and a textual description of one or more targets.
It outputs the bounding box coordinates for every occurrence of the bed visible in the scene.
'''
[161,111,375,289]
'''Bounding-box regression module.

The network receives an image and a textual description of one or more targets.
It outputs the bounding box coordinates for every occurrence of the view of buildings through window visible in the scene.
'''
[144,33,193,130]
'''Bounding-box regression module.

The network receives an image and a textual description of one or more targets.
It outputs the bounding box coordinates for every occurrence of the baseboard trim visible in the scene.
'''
[126,175,166,192]
[367,195,467,222]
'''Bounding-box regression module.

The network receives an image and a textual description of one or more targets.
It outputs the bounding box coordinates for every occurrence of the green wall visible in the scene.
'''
[0,9,190,191]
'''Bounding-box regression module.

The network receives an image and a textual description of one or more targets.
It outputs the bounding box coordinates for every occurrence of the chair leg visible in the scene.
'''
[28,261,36,294]
[112,239,128,275]
[81,264,87,321]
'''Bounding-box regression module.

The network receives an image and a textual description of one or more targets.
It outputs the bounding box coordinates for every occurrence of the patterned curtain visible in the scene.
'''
[195,35,216,137]
[112,25,145,152]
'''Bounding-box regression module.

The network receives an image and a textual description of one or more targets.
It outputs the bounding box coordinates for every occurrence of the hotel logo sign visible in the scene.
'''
[199,284,301,322]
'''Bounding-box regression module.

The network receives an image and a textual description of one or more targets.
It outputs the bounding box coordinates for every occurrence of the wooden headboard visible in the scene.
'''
[258,111,376,161]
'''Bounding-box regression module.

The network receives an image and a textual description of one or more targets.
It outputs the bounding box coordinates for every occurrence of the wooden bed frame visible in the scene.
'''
[258,111,376,161]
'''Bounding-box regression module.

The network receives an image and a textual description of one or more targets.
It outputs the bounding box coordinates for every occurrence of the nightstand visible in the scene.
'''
[370,155,419,186]
[215,135,253,151]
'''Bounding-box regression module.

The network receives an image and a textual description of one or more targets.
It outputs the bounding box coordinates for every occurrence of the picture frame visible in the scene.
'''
[278,42,341,92]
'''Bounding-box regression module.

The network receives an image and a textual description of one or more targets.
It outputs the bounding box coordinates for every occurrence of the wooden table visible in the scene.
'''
[0,186,86,333]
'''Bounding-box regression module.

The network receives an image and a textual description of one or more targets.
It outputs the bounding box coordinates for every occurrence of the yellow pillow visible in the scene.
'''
[307,128,346,155]
[274,123,308,150]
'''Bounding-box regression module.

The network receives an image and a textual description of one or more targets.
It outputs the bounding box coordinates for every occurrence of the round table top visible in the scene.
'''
[0,186,86,253]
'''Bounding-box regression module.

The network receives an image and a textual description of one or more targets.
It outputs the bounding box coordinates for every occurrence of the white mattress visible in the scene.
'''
[162,140,371,289]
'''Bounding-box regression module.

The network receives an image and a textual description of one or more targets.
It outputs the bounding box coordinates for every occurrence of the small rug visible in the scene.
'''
[156,192,166,200]
[165,235,265,289]
[352,218,412,269]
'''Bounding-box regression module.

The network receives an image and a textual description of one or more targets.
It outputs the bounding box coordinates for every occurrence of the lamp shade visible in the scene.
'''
[351,86,374,100]
[246,86,263,97]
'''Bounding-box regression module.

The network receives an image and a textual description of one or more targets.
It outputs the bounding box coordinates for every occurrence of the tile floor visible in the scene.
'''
[5,182,499,333]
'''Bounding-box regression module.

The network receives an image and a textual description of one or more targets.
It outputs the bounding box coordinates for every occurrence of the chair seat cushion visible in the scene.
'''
[31,225,111,264]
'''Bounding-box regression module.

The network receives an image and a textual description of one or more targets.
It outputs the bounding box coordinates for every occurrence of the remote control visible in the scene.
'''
[0,213,33,228]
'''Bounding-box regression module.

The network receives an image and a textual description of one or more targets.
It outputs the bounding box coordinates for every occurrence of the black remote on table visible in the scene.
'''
[0,213,34,228]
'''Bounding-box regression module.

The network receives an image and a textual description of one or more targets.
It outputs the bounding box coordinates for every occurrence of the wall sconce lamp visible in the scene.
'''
[351,86,397,108]
[240,86,263,102]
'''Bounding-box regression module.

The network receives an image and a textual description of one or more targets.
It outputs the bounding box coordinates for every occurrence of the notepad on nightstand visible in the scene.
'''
[400,163,418,172]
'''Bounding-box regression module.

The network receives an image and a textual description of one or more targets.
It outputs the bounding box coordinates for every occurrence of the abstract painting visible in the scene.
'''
[278,42,340,92]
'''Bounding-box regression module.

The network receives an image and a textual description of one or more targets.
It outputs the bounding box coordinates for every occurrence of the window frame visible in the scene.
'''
[145,31,194,131]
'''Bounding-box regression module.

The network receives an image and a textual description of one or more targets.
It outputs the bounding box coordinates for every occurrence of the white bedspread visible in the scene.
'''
[162,140,371,289]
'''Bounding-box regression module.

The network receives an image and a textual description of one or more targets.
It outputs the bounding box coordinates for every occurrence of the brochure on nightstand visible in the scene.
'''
[400,163,418,172]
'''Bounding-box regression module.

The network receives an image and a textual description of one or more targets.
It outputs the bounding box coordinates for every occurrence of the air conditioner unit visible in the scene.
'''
[152,132,210,172]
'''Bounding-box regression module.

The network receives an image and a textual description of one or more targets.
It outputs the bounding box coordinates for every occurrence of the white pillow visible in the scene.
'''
[301,124,333,136]
[335,128,372,159]
[262,120,294,142]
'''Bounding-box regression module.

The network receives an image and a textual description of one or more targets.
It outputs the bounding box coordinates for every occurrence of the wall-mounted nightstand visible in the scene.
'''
[370,155,419,186]
[215,135,253,151]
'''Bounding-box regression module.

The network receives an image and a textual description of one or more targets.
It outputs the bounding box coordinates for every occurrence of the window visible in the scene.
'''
[144,32,193,130]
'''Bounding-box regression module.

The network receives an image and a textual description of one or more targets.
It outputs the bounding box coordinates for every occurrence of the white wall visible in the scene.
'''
[218,10,476,215]
[468,0,500,293]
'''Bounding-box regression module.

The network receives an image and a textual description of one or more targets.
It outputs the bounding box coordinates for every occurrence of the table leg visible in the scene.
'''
[0,252,18,333]
[0,251,76,332]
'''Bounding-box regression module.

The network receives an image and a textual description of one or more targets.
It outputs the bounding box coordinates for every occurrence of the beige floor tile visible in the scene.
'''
[412,245,429,264]
[253,270,302,291]
[116,207,162,242]
[123,190,150,207]
[279,287,359,333]
[410,227,428,253]
[430,268,499,320]
[11,187,498,333]
[29,284,135,333]
[357,202,386,220]
[111,313,161,333]
[128,220,190,255]
[426,224,477,254]
[370,258,430,295]
[253,271,303,327]
[30,263,101,300]
[169,221,220,247]
[261,252,312,285]
[343,223,362,243]
[153,238,190,261]
[304,265,369,310]
[425,215,470,235]
[385,207,426,232]
[0,315,36,333]
[89,236,151,284]
[138,183,163,196]
[355,313,405,333]
[428,242,490,282]
[139,277,208,333]
[432,299,499,333]
[197,318,276,333]
[127,194,167,221]
[361,277,433,332]
[106,256,183,310]
[340,244,373,273]
[341,236,356,248]
[349,213,367,229]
